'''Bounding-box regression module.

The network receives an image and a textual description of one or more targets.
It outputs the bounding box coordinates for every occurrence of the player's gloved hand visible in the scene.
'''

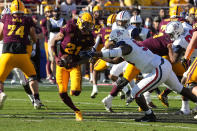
[181,58,191,70]
[55,57,64,67]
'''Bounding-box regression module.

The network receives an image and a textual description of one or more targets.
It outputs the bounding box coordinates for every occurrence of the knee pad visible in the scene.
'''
[117,77,129,90]
[28,75,37,82]
[70,91,81,96]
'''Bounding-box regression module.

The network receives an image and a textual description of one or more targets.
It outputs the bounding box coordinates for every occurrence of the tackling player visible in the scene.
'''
[50,12,95,121]
[86,29,197,122]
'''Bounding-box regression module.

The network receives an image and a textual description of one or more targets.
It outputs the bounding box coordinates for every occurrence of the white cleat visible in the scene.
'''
[33,99,43,109]
[102,96,113,112]
[194,114,197,119]
[91,85,98,98]
[0,92,7,109]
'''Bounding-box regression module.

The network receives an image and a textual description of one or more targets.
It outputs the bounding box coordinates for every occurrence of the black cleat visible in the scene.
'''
[135,112,156,122]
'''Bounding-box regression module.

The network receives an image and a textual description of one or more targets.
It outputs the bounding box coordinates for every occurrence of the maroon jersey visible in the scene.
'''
[1,14,34,45]
[40,17,49,42]
[139,34,172,56]
[99,27,111,46]
[59,19,94,58]
[159,17,186,33]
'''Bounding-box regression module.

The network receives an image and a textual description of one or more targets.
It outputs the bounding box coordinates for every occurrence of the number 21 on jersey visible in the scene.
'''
[7,25,24,38]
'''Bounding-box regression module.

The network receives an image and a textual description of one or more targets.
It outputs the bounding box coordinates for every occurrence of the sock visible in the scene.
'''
[90,72,93,81]
[23,84,32,95]
[110,82,119,97]
[122,86,129,94]
[181,100,190,112]
[162,88,172,97]
[145,109,152,115]
[34,94,40,100]
[93,84,98,92]
[144,91,151,104]
[60,93,79,111]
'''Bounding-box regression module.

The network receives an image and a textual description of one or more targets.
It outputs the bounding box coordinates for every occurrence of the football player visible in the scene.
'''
[47,6,66,81]
[0,0,43,109]
[91,14,116,98]
[40,5,55,84]
[166,21,197,115]
[87,29,197,122]
[183,22,197,119]
[50,12,95,121]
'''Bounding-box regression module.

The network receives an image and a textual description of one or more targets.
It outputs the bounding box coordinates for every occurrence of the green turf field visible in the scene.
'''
[0,80,197,131]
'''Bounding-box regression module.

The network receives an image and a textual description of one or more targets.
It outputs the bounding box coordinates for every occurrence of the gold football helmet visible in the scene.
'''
[10,0,25,14]
[24,8,32,15]
[93,5,102,13]
[44,5,53,13]
[77,12,94,31]
[107,14,117,26]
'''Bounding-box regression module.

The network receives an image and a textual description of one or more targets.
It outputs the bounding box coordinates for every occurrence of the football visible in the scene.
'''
[60,54,77,69]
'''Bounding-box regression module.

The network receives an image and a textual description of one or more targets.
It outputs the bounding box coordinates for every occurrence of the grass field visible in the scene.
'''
[0,80,197,131]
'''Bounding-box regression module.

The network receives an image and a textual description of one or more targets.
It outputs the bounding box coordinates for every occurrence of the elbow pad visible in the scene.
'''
[101,47,122,58]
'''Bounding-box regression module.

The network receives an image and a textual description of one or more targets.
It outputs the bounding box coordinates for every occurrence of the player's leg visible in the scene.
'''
[91,59,108,98]
[13,68,34,104]
[0,53,17,109]
[132,66,164,122]
[56,66,82,121]
[17,54,42,109]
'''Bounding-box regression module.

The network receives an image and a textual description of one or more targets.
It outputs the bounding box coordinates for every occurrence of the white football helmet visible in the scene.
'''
[130,15,142,24]
[1,8,11,17]
[116,11,131,28]
[109,29,130,42]
[165,21,184,41]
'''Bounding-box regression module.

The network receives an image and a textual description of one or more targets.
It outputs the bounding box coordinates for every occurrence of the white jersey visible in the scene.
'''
[172,23,197,62]
[123,39,161,73]
[49,18,64,41]
[127,26,149,40]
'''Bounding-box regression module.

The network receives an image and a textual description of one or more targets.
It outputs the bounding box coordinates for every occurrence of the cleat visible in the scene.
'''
[194,114,197,119]
[83,74,90,80]
[119,92,125,100]
[0,92,7,109]
[75,111,83,121]
[90,91,98,98]
[174,110,191,115]
[158,94,169,107]
[34,99,43,109]
[102,97,114,112]
[135,112,156,122]
[148,102,157,109]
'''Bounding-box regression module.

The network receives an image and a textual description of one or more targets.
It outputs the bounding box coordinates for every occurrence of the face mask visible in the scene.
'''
[145,21,151,27]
